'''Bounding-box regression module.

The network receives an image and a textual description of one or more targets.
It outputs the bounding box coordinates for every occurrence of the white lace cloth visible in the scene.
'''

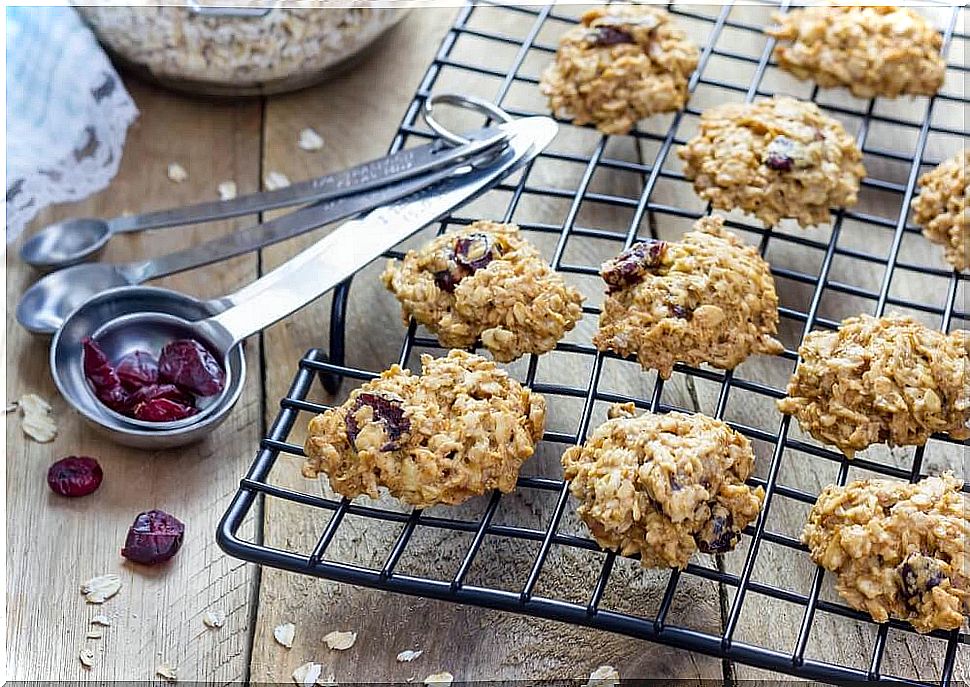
[6,7,138,242]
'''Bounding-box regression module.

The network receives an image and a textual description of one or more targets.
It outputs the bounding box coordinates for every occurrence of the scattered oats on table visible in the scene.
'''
[679,96,865,228]
[167,162,188,183]
[274,621,296,648]
[397,649,423,662]
[765,5,946,99]
[156,662,178,682]
[217,180,237,201]
[202,609,226,629]
[585,665,620,687]
[78,648,96,669]
[80,574,122,604]
[423,672,454,686]
[562,403,764,569]
[803,472,970,633]
[298,127,325,151]
[593,215,784,378]
[292,661,322,687]
[264,171,291,191]
[90,614,111,626]
[323,629,356,650]
[540,4,699,134]
[303,350,546,509]
[911,149,969,272]
[14,393,58,443]
[381,220,584,363]
[778,314,970,457]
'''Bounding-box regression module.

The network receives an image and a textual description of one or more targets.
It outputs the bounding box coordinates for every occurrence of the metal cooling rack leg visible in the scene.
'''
[320,278,352,395]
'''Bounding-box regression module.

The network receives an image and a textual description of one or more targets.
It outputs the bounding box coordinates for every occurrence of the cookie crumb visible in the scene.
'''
[264,171,291,190]
[80,574,122,604]
[167,163,188,183]
[323,630,356,651]
[217,180,237,201]
[274,622,295,648]
[298,128,325,151]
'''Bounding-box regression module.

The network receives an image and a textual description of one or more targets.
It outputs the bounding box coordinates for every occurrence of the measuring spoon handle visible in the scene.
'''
[107,130,506,235]
[204,117,556,348]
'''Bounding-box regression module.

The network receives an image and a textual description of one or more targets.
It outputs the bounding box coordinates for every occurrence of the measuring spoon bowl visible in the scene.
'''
[51,286,244,449]
[19,218,113,270]
[17,263,133,335]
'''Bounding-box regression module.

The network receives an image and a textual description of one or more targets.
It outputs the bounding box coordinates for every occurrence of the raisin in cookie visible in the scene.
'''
[593,216,784,378]
[303,350,546,509]
[562,403,764,569]
[803,473,969,633]
[381,221,583,363]
[679,96,865,228]
[778,315,970,457]
[912,150,969,272]
[766,6,946,99]
[540,5,699,135]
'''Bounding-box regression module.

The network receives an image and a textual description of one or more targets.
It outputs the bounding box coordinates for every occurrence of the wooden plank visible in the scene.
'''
[249,5,723,684]
[5,78,263,682]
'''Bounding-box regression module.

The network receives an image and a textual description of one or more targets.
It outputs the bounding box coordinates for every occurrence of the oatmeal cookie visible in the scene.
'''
[593,216,784,378]
[912,150,969,272]
[778,315,970,457]
[678,96,865,228]
[539,5,699,135]
[562,403,764,569]
[766,6,946,99]
[303,350,546,509]
[803,473,969,633]
[381,221,584,363]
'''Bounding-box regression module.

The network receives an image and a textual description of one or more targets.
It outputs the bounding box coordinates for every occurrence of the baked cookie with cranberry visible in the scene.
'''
[911,150,969,272]
[562,403,764,569]
[679,96,865,228]
[381,221,583,363]
[803,473,969,633]
[766,6,946,99]
[540,5,699,135]
[303,350,546,509]
[593,215,784,378]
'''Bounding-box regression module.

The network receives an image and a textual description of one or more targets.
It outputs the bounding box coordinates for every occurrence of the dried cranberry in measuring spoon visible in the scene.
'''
[158,339,226,397]
[115,350,159,391]
[121,509,185,565]
[82,338,129,412]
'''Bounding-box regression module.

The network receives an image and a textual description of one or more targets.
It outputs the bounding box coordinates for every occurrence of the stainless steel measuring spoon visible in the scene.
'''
[50,116,558,449]
[19,123,506,271]
[17,126,511,336]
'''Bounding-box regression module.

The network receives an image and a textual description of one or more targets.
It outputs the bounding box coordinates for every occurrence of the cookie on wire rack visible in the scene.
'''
[803,473,969,633]
[911,149,969,272]
[593,215,784,379]
[765,5,946,99]
[303,350,546,509]
[381,220,584,363]
[562,403,764,569]
[778,314,970,457]
[678,96,865,229]
[539,4,699,135]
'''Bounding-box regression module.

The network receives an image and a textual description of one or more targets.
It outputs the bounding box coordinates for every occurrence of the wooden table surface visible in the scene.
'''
[6,4,968,684]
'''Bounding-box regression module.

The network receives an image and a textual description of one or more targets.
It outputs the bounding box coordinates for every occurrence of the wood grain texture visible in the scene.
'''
[5,79,263,682]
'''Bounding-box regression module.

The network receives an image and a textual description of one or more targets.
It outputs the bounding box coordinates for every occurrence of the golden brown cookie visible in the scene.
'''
[766,6,946,99]
[778,314,970,457]
[562,403,764,569]
[679,96,865,228]
[912,150,969,272]
[303,350,546,508]
[381,221,584,363]
[539,5,699,135]
[593,216,784,378]
[803,473,969,633]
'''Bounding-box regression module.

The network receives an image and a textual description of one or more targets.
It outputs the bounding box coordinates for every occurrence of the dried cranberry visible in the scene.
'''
[601,240,666,290]
[764,135,796,172]
[589,26,635,46]
[115,350,159,391]
[125,383,194,410]
[132,397,198,422]
[453,232,494,272]
[82,337,129,411]
[47,456,103,497]
[695,509,739,554]
[158,339,225,397]
[433,264,467,293]
[345,392,410,451]
[898,553,945,604]
[121,509,185,565]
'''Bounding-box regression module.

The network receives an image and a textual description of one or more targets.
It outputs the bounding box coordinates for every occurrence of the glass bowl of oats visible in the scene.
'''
[77,3,409,97]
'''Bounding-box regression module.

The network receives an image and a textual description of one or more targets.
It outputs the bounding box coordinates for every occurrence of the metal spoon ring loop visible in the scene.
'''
[423,93,513,146]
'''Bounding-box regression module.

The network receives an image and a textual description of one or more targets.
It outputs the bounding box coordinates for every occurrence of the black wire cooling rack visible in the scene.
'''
[219,2,970,683]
